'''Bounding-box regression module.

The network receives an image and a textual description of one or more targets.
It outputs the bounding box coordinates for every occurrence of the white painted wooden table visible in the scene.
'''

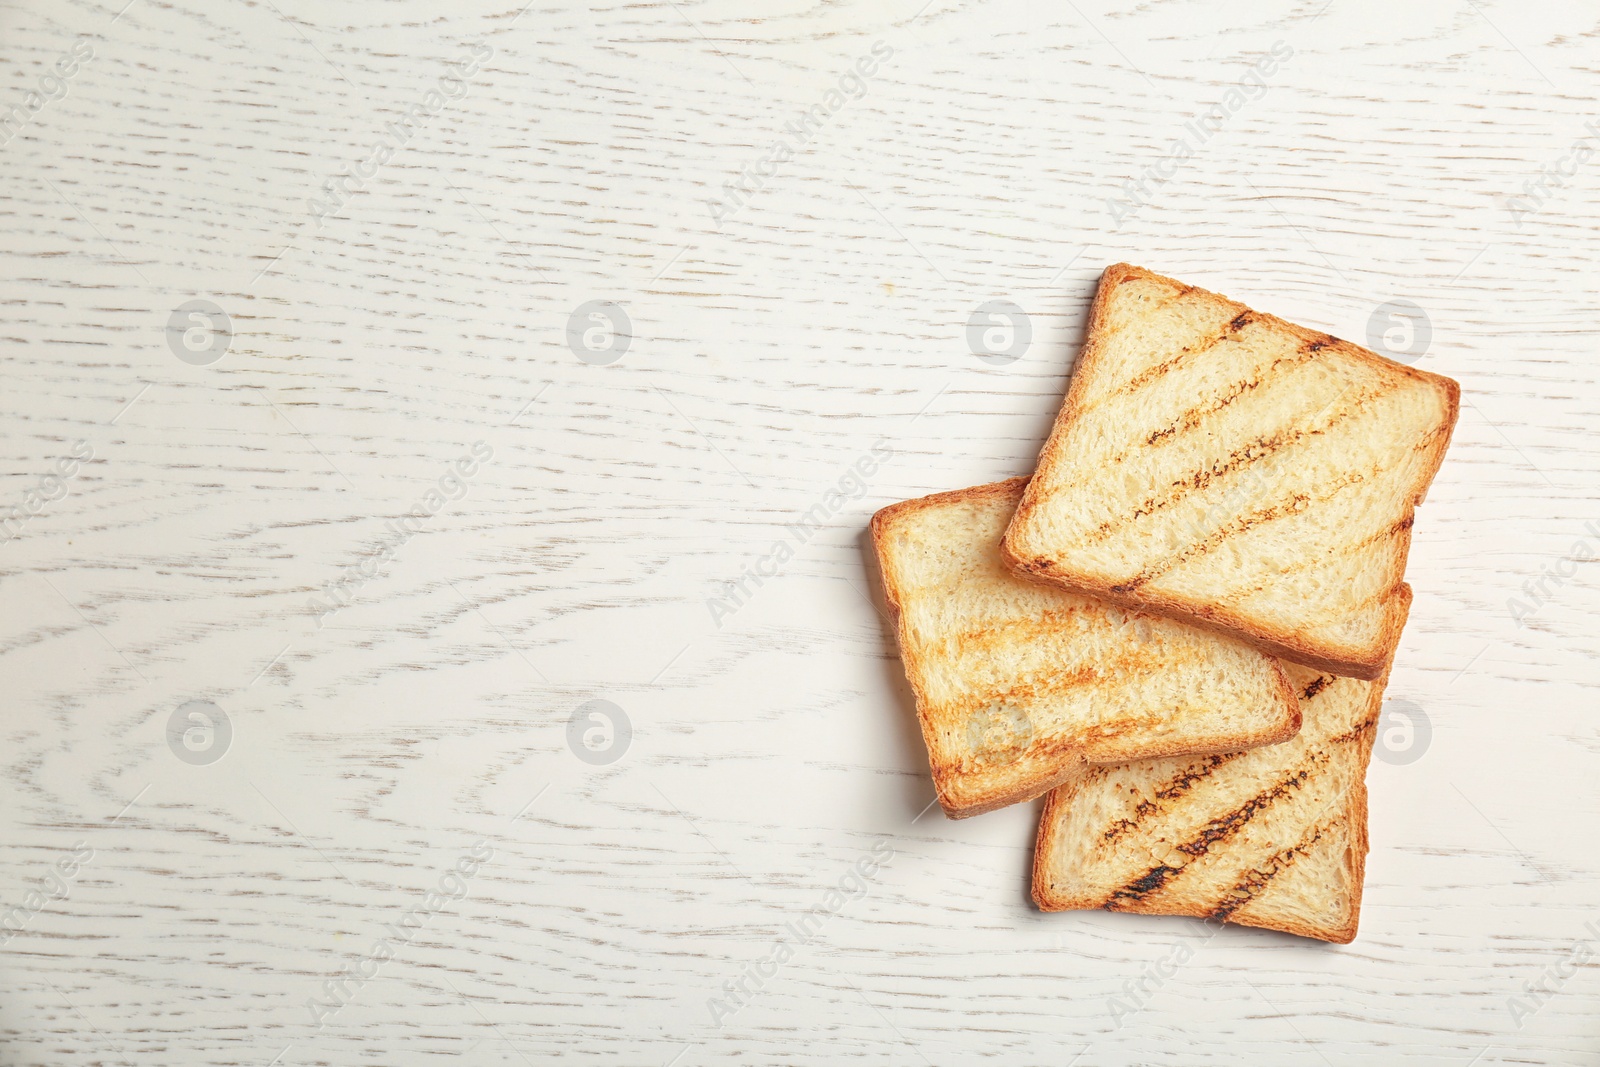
[1,0,1596,1063]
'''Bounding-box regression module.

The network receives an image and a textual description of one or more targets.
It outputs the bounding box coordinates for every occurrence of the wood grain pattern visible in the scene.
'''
[0,0,1597,1063]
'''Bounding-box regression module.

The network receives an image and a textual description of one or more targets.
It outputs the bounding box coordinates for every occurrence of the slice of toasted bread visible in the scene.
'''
[1031,590,1404,943]
[871,478,1300,819]
[1002,264,1458,680]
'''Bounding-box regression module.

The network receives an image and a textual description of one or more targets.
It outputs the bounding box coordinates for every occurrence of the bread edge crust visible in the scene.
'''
[1001,263,1460,680]
[871,477,1298,820]
[1030,586,1410,943]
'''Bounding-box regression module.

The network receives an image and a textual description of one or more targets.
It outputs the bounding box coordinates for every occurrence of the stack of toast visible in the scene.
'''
[872,264,1459,943]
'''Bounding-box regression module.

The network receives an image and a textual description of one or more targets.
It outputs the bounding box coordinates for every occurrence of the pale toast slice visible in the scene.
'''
[1002,264,1458,680]
[1031,597,1404,943]
[871,478,1300,819]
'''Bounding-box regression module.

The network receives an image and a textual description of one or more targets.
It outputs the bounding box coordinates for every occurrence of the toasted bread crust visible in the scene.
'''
[872,478,1299,819]
[1031,589,1409,942]
[872,480,1082,818]
[1000,560,1407,682]
[1002,264,1459,679]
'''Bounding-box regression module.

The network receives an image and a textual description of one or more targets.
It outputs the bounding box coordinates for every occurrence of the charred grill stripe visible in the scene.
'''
[1106,865,1183,907]
[939,665,1099,725]
[1300,675,1334,701]
[1087,366,1380,547]
[1101,754,1244,843]
[1111,459,1380,592]
[1326,717,1378,746]
[1117,325,1318,448]
[1111,490,1314,593]
[1106,761,1322,904]
[1139,324,1294,447]
[1088,302,1254,417]
[1160,506,1410,605]
[1145,370,1269,446]
[1141,287,1197,317]
[938,606,1098,652]
[1209,825,1328,921]
[1336,515,1414,557]
[1173,767,1313,859]
[1156,753,1243,801]
[1128,421,1305,521]
[1118,331,1231,398]
[941,616,1200,680]
[1318,515,1418,614]
[1102,800,1160,843]
[1126,319,1248,398]
[940,643,1201,727]
[1415,421,1452,450]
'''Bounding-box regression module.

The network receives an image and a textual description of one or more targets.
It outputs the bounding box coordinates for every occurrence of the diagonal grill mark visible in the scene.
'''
[1077,286,1225,415]
[1414,420,1453,453]
[1208,714,1375,921]
[1189,509,1416,614]
[1300,674,1335,701]
[925,605,1097,653]
[1326,716,1379,747]
[1120,414,1307,531]
[931,614,1207,718]
[1091,355,1378,547]
[1142,284,1199,317]
[1209,823,1329,921]
[952,709,1189,778]
[941,638,1203,728]
[1110,491,1310,594]
[1106,864,1184,904]
[1371,514,1413,546]
[1109,458,1381,594]
[1320,516,1417,617]
[1144,359,1284,446]
[1157,754,1243,800]
[1102,753,1244,844]
[1109,313,1248,403]
[1106,757,1326,906]
[939,664,1101,728]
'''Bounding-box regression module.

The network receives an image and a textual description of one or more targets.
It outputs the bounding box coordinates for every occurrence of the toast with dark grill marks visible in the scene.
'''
[871,478,1300,819]
[1031,589,1405,942]
[1001,264,1458,680]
